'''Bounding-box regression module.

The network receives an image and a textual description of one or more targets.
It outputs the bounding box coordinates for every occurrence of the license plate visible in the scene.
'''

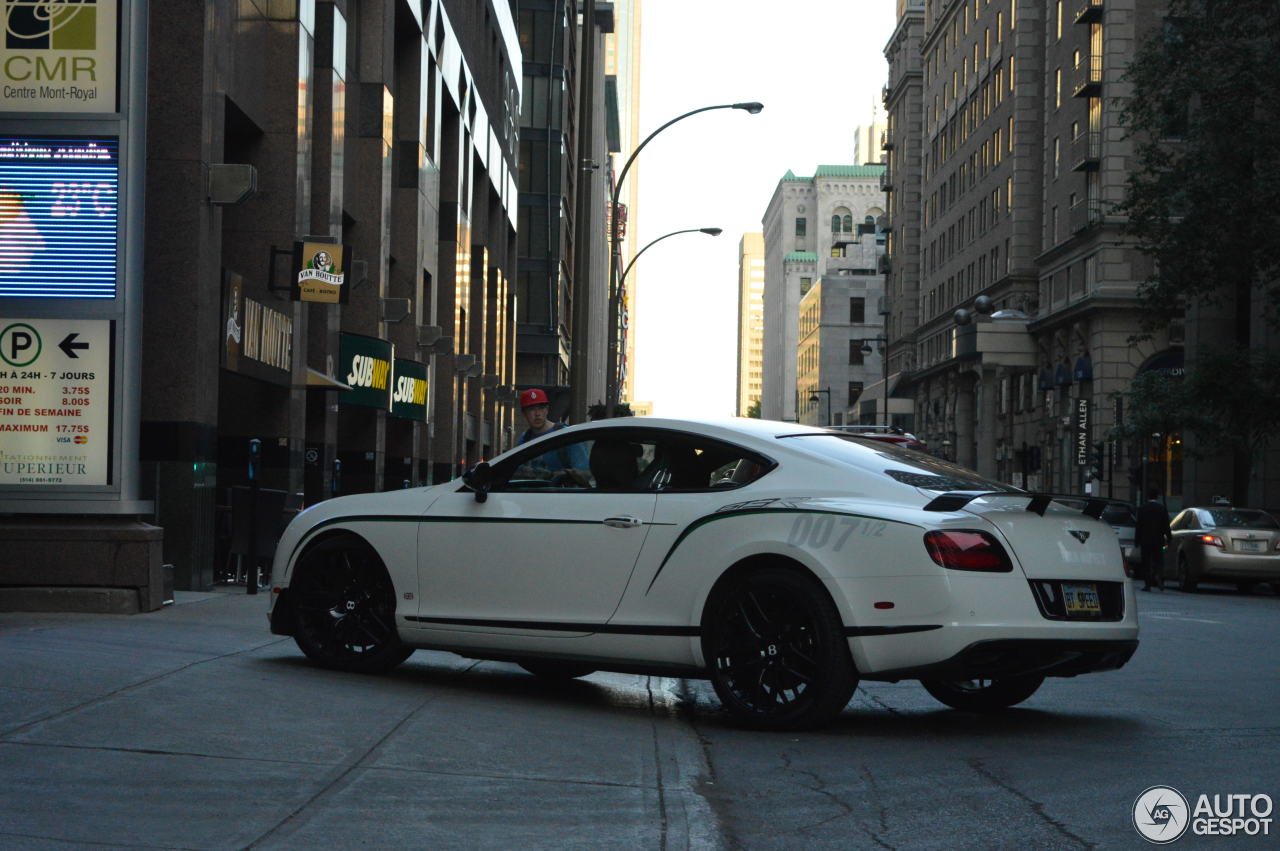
[1063,582,1101,616]
[1236,540,1265,553]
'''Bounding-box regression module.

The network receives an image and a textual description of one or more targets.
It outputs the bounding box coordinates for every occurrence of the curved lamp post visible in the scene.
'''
[619,227,722,288]
[605,102,763,417]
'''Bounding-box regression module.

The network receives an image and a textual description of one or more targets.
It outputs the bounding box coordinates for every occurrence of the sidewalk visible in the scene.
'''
[0,587,698,850]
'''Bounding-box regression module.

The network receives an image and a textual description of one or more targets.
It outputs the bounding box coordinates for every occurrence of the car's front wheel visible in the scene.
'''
[702,567,857,730]
[920,675,1045,711]
[291,535,413,674]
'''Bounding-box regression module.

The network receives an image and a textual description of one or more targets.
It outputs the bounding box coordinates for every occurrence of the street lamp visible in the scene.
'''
[861,336,889,426]
[808,387,832,427]
[619,227,722,289]
[605,101,764,417]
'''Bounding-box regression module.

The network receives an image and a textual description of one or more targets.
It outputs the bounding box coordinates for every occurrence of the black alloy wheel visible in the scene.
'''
[517,660,597,680]
[291,535,413,674]
[702,567,857,731]
[920,675,1045,711]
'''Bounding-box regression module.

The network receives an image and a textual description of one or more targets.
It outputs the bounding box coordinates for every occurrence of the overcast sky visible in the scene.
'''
[630,0,897,418]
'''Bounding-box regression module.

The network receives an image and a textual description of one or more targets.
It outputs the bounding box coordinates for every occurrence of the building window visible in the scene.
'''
[849,340,864,365]
[1055,68,1062,108]
[849,297,865,323]
[848,381,864,407]
[1053,137,1060,178]
[795,217,806,238]
[800,276,813,295]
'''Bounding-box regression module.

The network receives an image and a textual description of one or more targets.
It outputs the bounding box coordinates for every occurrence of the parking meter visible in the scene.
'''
[246,438,261,595]
[332,458,341,497]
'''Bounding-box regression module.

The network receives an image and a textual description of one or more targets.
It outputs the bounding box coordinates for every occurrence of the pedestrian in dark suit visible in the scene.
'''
[1135,487,1172,591]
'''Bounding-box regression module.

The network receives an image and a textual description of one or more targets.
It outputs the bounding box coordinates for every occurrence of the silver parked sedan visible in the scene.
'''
[1169,506,1280,592]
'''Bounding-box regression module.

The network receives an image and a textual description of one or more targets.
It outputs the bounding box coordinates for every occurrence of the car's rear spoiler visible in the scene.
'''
[923,491,1110,518]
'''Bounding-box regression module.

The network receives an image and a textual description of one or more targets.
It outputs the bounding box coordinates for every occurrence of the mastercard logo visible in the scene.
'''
[74,435,88,444]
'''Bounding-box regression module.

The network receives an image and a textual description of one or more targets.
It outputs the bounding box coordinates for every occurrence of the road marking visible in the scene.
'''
[1143,612,1224,625]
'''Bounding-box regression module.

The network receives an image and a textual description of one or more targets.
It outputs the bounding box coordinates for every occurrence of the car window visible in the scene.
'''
[1203,508,1280,530]
[650,435,774,492]
[1101,504,1136,526]
[780,433,1019,493]
[493,435,659,493]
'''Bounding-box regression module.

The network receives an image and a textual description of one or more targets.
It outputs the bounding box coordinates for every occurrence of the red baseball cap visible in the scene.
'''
[519,388,550,408]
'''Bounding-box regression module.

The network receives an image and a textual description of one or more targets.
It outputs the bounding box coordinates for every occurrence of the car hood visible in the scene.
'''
[958,495,1124,579]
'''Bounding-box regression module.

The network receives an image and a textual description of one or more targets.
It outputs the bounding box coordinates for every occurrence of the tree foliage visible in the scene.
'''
[1118,0,1280,333]
[1114,345,1280,459]
[746,400,761,419]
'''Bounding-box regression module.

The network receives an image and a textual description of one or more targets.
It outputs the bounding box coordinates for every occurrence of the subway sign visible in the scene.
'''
[338,332,392,410]
[391,358,427,421]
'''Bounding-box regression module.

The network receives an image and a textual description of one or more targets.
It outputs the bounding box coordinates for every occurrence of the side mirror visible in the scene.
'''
[462,461,492,503]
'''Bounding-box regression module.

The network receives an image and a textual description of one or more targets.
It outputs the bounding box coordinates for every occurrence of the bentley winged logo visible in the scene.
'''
[1069,530,1090,544]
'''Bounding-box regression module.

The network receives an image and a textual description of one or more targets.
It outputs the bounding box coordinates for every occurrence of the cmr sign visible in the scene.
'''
[0,0,119,113]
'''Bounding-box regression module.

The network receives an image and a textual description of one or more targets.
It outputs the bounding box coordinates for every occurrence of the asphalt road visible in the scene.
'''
[1,580,1277,850]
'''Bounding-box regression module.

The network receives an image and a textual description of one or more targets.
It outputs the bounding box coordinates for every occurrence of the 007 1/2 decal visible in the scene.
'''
[787,513,887,551]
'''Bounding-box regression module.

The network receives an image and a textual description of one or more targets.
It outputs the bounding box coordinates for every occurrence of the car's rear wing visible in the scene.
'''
[923,491,1111,519]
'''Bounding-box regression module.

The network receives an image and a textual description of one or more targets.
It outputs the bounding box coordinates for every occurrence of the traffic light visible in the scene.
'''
[1089,441,1107,480]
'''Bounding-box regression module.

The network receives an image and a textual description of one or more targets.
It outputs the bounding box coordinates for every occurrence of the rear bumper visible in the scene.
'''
[863,638,1139,682]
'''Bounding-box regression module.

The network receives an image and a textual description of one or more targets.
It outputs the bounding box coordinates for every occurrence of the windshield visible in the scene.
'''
[1202,509,1280,530]
[779,433,1020,493]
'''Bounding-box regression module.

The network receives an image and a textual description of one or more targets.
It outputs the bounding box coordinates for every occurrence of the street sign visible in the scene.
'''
[291,241,351,303]
[0,317,112,486]
[391,358,428,421]
[338,332,392,410]
[0,0,120,114]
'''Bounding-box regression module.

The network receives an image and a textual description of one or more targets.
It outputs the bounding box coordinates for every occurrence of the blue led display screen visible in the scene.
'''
[0,137,118,299]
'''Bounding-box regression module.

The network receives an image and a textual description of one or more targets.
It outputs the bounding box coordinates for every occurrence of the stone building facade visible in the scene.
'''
[883,0,1180,504]
[142,0,521,588]
[735,232,765,417]
[760,165,887,423]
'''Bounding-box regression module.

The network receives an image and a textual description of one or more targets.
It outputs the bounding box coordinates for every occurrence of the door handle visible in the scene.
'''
[603,515,642,528]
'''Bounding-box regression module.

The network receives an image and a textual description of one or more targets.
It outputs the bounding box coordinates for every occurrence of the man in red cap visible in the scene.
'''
[514,388,588,482]
[516,387,559,445]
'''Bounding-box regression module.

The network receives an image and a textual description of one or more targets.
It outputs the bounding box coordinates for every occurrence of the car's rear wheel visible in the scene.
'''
[517,660,596,680]
[920,675,1045,711]
[702,567,857,731]
[1177,554,1199,592]
[291,535,413,674]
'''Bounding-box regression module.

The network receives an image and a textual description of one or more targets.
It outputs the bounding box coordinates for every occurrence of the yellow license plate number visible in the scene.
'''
[1063,582,1101,616]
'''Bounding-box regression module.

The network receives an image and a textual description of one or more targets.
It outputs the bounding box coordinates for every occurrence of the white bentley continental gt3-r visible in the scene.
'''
[267,417,1139,730]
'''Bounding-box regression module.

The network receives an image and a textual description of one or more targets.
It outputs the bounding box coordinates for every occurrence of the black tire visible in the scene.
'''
[920,675,1045,711]
[1177,554,1199,592]
[517,660,596,680]
[291,535,413,674]
[702,567,857,731]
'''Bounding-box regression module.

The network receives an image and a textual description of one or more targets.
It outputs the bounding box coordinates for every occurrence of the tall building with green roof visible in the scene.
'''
[760,165,889,423]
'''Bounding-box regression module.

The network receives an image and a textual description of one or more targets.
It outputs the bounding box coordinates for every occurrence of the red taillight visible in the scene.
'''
[1199,534,1224,548]
[923,530,1013,572]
